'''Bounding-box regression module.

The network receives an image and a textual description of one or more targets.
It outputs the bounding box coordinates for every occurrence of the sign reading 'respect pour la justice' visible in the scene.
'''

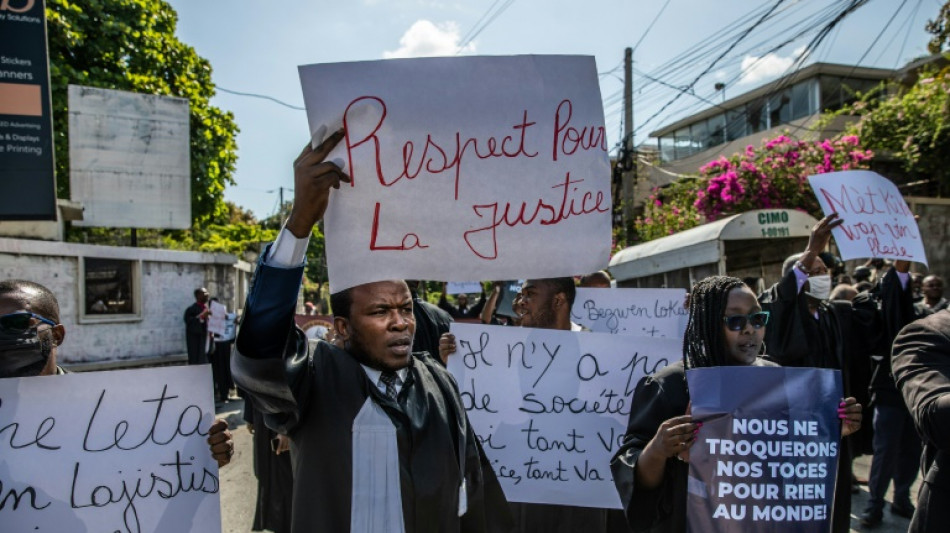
[299,55,612,293]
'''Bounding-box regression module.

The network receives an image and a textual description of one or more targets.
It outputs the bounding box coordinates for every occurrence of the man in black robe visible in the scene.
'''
[892,308,950,533]
[183,287,210,365]
[407,280,453,360]
[758,213,914,533]
[440,284,488,319]
[231,131,512,533]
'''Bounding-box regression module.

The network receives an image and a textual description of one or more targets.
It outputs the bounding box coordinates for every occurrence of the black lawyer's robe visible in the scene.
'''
[412,292,453,362]
[758,266,911,533]
[231,260,513,533]
[892,309,950,533]
[610,359,778,533]
[242,396,293,533]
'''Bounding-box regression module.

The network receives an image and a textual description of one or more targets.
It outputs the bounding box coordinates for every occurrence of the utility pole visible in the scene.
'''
[622,47,636,243]
[279,186,284,209]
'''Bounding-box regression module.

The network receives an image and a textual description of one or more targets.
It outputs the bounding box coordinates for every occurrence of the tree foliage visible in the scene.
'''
[261,202,330,291]
[840,68,950,196]
[927,1,950,54]
[46,0,239,225]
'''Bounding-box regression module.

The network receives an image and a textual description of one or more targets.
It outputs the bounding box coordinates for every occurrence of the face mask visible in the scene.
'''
[806,274,832,301]
[0,327,53,378]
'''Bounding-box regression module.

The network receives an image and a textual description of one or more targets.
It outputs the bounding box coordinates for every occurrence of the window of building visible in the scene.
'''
[674,127,693,159]
[789,79,816,120]
[691,120,709,151]
[80,257,142,322]
[746,99,767,133]
[659,135,675,162]
[707,114,726,147]
[768,90,792,128]
[725,109,746,141]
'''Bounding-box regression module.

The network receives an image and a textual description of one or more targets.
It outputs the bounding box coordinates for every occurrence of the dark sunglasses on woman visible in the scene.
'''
[722,311,770,331]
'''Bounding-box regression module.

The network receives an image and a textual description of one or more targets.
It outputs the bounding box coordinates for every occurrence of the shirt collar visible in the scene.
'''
[360,364,409,386]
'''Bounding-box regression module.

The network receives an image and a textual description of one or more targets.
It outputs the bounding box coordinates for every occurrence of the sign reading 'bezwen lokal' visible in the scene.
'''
[0,366,221,533]
[299,56,612,293]
[446,323,679,508]
[807,170,927,266]
[571,288,688,338]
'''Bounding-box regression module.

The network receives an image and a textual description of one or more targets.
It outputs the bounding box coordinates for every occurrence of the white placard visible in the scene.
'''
[0,366,221,533]
[808,170,927,265]
[446,282,483,295]
[446,323,679,508]
[299,56,612,292]
[68,85,191,229]
[207,300,227,336]
[571,288,688,338]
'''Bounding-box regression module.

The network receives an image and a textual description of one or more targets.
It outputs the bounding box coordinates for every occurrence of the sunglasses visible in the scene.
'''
[0,312,57,331]
[722,311,770,331]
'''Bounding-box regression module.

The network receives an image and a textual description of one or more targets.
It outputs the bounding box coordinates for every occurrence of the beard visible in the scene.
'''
[524,303,557,329]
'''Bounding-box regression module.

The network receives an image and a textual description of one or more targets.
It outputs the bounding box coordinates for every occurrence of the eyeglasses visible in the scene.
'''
[0,312,57,331]
[723,311,770,331]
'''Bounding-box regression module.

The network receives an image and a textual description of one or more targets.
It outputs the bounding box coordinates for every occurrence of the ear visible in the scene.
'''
[552,292,566,310]
[52,324,65,347]
[333,317,350,341]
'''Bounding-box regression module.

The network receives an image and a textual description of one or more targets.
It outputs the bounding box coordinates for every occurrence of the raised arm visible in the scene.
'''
[231,131,349,433]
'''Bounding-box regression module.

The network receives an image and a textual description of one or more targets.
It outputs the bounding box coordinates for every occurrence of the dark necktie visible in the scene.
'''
[379,370,399,400]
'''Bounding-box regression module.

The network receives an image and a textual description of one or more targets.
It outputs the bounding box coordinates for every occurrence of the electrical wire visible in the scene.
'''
[456,0,516,53]
[633,0,789,137]
[216,86,305,111]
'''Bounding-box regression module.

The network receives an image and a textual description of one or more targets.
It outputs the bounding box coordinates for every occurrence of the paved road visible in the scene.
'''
[215,399,915,533]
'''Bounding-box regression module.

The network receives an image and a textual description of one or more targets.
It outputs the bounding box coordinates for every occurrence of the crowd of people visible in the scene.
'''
[1,128,947,533]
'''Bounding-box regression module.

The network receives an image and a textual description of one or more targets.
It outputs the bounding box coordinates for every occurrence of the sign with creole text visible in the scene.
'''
[299,56,612,292]
[446,322,679,508]
[686,366,842,533]
[571,288,688,338]
[807,171,926,265]
[0,365,222,533]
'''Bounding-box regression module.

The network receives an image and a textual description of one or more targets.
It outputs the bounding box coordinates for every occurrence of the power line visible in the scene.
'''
[632,0,673,52]
[634,0,789,137]
[456,0,516,53]
[216,86,305,110]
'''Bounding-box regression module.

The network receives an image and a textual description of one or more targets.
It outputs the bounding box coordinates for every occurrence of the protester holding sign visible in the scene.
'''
[231,132,512,533]
[758,213,916,531]
[0,279,235,467]
[441,277,633,532]
[610,276,862,532]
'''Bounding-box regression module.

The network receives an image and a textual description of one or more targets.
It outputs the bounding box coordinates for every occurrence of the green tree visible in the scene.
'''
[261,202,330,299]
[840,67,950,196]
[46,0,239,226]
[926,1,950,53]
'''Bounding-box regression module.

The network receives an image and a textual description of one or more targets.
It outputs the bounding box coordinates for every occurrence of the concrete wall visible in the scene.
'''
[909,197,950,277]
[0,238,252,367]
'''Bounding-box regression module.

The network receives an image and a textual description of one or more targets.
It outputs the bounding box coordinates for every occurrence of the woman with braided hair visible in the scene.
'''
[610,276,862,532]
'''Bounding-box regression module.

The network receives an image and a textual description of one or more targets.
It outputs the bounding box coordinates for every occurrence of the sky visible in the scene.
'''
[165,0,941,218]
